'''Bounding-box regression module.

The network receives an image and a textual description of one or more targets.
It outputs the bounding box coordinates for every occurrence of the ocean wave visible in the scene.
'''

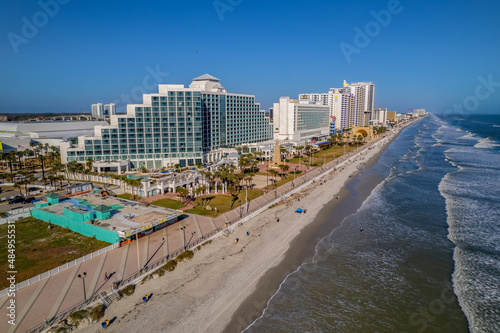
[457,132,479,141]
[452,247,500,333]
[474,137,500,149]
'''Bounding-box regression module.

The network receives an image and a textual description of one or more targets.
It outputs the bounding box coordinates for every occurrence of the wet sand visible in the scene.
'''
[226,138,391,332]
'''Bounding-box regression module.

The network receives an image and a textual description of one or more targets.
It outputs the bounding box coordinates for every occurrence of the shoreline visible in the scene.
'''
[228,139,391,332]
[74,120,420,333]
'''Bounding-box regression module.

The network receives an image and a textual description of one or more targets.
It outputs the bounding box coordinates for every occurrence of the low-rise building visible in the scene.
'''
[32,192,182,243]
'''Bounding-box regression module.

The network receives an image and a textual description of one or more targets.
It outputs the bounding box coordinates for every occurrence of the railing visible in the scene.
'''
[24,291,107,333]
[0,243,119,298]
[115,227,223,289]
[0,207,33,225]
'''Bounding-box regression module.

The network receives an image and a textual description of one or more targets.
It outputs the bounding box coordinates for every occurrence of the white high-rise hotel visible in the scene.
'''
[62,75,273,168]
[300,81,375,130]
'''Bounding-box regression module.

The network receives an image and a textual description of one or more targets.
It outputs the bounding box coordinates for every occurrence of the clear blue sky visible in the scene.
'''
[1,0,499,114]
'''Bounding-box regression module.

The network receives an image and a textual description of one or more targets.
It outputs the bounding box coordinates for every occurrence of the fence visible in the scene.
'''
[0,243,119,298]
[0,207,33,225]
[25,291,107,333]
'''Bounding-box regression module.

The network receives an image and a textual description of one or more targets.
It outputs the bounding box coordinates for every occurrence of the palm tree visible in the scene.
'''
[41,176,48,189]
[131,179,142,197]
[48,175,56,189]
[66,160,79,180]
[15,151,24,170]
[6,151,17,174]
[244,174,254,190]
[278,164,286,179]
[22,173,36,194]
[35,148,46,179]
[14,181,23,196]
[269,169,279,183]
[176,187,188,203]
[57,175,65,190]
[282,164,289,179]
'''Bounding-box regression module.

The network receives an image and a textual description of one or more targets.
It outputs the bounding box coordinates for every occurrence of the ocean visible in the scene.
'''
[242,114,500,333]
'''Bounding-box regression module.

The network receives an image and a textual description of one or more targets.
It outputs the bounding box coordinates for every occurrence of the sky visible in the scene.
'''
[1,0,500,115]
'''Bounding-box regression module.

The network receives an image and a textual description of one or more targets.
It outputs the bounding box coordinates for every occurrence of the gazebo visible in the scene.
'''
[94,205,112,220]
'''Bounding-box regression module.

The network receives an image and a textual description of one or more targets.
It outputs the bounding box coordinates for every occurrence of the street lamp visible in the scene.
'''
[77,272,87,301]
[266,167,269,186]
[239,200,242,218]
[180,226,186,249]
[186,232,196,249]
[144,237,165,268]
[274,181,277,198]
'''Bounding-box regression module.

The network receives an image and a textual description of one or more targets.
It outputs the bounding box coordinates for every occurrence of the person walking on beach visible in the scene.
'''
[277,218,280,223]
[105,272,109,280]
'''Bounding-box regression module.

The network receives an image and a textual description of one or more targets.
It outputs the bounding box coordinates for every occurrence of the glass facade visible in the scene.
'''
[65,80,273,168]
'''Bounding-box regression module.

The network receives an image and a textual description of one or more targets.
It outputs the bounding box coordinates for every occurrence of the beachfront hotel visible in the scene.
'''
[299,80,376,130]
[60,74,273,170]
[273,96,330,142]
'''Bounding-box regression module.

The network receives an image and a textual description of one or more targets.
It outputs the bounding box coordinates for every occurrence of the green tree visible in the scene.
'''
[176,187,189,203]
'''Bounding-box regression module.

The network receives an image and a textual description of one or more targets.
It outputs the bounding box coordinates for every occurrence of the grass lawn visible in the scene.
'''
[116,194,141,201]
[288,145,359,167]
[184,189,263,217]
[150,198,186,210]
[264,174,296,189]
[0,217,109,289]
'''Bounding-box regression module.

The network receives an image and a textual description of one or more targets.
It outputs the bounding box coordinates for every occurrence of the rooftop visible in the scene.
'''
[37,194,181,238]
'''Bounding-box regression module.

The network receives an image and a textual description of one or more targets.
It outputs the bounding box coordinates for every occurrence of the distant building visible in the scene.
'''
[371,108,388,125]
[387,111,397,122]
[91,103,103,116]
[299,80,375,130]
[0,121,108,153]
[104,103,116,116]
[414,108,426,116]
[273,97,330,142]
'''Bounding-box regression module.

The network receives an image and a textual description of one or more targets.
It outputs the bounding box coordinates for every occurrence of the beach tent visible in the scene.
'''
[295,208,304,213]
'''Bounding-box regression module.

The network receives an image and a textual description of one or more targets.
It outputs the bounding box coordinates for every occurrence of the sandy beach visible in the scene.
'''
[73,124,412,333]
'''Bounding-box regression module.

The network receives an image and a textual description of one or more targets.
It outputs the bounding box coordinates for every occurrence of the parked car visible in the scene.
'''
[27,187,40,193]
[22,197,36,204]
[9,196,24,204]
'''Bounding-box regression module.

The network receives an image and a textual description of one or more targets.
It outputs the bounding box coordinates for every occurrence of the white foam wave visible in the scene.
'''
[493,125,500,128]
[474,137,500,149]
[457,132,478,141]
